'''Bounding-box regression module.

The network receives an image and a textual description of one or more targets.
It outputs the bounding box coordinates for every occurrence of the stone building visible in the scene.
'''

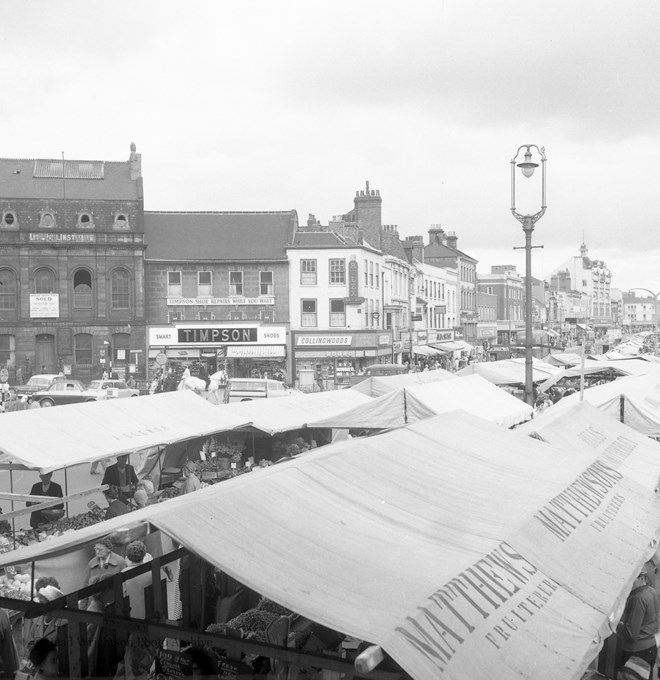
[0,144,146,382]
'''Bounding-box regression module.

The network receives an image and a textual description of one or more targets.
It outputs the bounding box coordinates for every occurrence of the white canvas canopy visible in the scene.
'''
[515,401,660,491]
[219,390,372,435]
[542,372,660,437]
[0,391,251,472]
[456,357,562,385]
[545,352,583,367]
[351,367,455,397]
[309,375,532,429]
[1,410,658,680]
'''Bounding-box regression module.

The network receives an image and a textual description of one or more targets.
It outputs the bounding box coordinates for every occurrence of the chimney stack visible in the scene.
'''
[446,231,458,250]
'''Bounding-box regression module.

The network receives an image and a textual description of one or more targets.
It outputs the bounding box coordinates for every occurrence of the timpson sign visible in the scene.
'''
[149,326,286,346]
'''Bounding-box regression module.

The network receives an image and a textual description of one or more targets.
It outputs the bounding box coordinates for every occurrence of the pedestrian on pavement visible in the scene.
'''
[616,565,660,679]
[101,454,138,502]
[26,472,64,530]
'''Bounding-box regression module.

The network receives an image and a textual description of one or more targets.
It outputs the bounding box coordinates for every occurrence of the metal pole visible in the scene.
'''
[524,218,534,407]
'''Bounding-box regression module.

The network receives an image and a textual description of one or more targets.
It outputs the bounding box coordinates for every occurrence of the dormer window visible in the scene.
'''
[114,213,129,229]
[1,211,17,228]
[77,212,94,228]
[39,211,56,228]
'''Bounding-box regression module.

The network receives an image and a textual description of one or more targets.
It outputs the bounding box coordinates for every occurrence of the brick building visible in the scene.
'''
[0,144,146,382]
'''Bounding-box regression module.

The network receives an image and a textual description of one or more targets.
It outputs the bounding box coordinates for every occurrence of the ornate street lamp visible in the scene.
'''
[511,144,547,406]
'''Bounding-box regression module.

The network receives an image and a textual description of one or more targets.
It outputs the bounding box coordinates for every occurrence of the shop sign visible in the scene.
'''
[296,335,352,346]
[348,259,359,297]
[29,293,59,318]
[166,296,275,306]
[435,330,454,341]
[29,233,96,243]
[393,341,403,351]
[378,335,390,345]
[149,325,286,346]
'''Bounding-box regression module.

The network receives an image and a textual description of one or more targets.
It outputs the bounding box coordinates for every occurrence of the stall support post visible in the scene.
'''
[64,467,69,518]
[66,593,84,678]
[9,468,15,549]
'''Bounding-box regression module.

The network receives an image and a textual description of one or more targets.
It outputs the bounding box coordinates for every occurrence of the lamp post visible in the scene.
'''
[628,288,659,356]
[511,144,547,407]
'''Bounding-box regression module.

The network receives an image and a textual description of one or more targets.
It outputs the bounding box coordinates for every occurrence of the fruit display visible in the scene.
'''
[0,571,32,601]
[207,608,279,643]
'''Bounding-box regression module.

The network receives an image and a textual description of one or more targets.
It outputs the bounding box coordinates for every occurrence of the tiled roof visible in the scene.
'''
[0,158,139,200]
[290,231,350,247]
[144,211,298,261]
[380,230,407,259]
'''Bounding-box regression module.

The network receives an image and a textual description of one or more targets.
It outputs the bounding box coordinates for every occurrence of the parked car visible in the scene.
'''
[33,379,100,407]
[85,379,140,400]
[14,374,68,398]
[223,378,302,403]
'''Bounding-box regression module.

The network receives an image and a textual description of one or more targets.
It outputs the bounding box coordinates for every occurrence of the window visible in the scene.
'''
[369,261,374,287]
[260,271,273,295]
[301,299,317,327]
[329,259,346,284]
[330,299,346,327]
[229,310,243,321]
[34,268,55,294]
[73,270,92,309]
[376,263,380,288]
[74,333,92,365]
[111,269,130,310]
[0,335,15,368]
[487,286,493,295]
[167,272,182,297]
[39,211,56,228]
[114,213,129,229]
[1,211,16,228]
[364,260,368,286]
[168,310,184,323]
[198,271,212,297]
[261,310,274,322]
[77,212,94,228]
[300,260,317,285]
[198,311,215,321]
[229,271,243,296]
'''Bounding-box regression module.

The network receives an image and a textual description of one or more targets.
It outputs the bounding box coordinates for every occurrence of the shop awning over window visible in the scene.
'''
[411,345,446,357]
[226,345,286,358]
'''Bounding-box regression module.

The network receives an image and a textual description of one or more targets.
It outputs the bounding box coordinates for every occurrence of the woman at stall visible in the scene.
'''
[180,460,202,495]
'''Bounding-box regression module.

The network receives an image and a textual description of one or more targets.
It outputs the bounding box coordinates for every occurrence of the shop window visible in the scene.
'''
[229,271,243,296]
[168,310,184,323]
[111,269,130,309]
[1,211,17,228]
[0,269,16,310]
[300,260,317,285]
[301,299,317,327]
[198,271,212,297]
[74,333,92,365]
[73,269,93,309]
[34,267,56,294]
[260,271,273,295]
[329,299,346,327]
[329,259,346,285]
[167,271,182,297]
[0,334,15,368]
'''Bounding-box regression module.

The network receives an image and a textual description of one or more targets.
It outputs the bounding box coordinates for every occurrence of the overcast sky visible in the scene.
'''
[4,1,660,293]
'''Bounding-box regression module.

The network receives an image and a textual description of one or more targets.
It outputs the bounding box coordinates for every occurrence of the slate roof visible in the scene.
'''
[0,158,140,200]
[380,230,407,259]
[290,231,349,248]
[424,240,477,264]
[144,211,298,261]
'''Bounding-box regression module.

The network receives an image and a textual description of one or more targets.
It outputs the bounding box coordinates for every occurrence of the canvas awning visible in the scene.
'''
[456,358,561,385]
[351,367,455,397]
[1,410,659,680]
[432,340,473,353]
[411,345,445,357]
[219,390,372,435]
[0,391,251,472]
[309,374,532,429]
[225,345,286,358]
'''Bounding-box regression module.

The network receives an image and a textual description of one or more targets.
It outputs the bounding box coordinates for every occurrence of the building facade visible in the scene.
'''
[476,265,525,349]
[0,145,146,382]
[143,210,297,382]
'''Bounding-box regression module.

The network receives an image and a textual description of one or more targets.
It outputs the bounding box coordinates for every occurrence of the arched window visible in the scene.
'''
[0,269,17,310]
[34,268,56,294]
[73,269,92,309]
[111,269,130,310]
[74,333,92,365]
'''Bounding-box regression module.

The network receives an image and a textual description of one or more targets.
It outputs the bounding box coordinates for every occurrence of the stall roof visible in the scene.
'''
[1,410,659,680]
[309,375,532,429]
[0,391,251,472]
[218,390,372,435]
[514,401,660,491]
[351,367,455,397]
[546,352,584,367]
[455,357,561,385]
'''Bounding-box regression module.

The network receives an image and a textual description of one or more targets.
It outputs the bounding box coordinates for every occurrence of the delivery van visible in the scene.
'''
[223,378,301,403]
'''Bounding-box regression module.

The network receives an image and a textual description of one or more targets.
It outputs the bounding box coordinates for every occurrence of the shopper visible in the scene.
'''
[26,472,64,530]
[27,638,57,679]
[180,460,202,495]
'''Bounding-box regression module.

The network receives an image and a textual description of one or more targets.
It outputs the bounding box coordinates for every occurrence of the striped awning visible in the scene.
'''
[226,345,286,358]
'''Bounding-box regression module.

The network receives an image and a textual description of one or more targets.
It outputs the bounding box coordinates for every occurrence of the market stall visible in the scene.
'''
[456,357,562,385]
[1,410,659,680]
[309,374,532,430]
[350,367,454,398]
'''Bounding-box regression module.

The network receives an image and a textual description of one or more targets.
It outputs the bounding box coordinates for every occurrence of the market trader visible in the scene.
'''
[27,472,64,530]
[616,565,660,679]
[102,454,138,503]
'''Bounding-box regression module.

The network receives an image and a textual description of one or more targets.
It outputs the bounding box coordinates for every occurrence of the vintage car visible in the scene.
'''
[223,378,302,403]
[14,374,68,398]
[85,379,140,399]
[33,379,100,407]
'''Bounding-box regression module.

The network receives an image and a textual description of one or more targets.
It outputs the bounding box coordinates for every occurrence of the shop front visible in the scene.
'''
[292,331,392,391]
[148,324,289,383]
